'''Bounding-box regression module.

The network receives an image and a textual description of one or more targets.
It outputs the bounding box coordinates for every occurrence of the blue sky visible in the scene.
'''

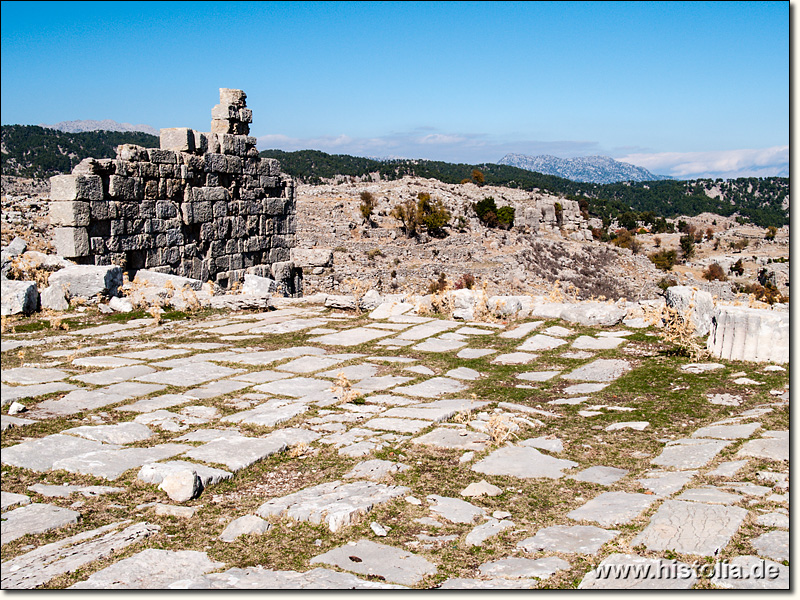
[1,1,788,179]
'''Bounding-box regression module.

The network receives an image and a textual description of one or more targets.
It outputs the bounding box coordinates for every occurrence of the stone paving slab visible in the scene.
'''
[394,377,467,398]
[413,427,489,450]
[497,321,542,339]
[517,370,560,382]
[736,434,789,461]
[382,398,489,422]
[1,503,81,545]
[652,438,733,470]
[692,422,761,439]
[73,365,157,385]
[568,492,656,527]
[352,375,413,392]
[221,399,309,428]
[518,334,567,352]
[171,565,405,589]
[751,530,789,562]
[709,555,789,589]
[184,429,317,472]
[492,352,538,365]
[2,367,72,384]
[472,446,578,479]
[231,370,294,384]
[631,500,748,556]
[276,354,358,374]
[2,433,114,472]
[708,460,748,478]
[571,336,625,350]
[675,486,742,505]
[27,483,124,498]
[396,320,459,340]
[413,338,467,352]
[362,417,432,434]
[427,495,486,523]
[1,521,160,589]
[0,381,79,404]
[465,518,514,546]
[62,422,155,444]
[134,362,243,387]
[571,466,628,486]
[311,327,393,346]
[257,480,409,532]
[69,548,224,589]
[138,460,233,488]
[579,553,697,589]
[541,325,573,337]
[517,525,619,555]
[72,356,143,368]
[519,436,564,453]
[1,491,31,511]
[637,470,697,496]
[114,348,191,360]
[563,359,631,382]
[343,459,409,481]
[1,414,36,430]
[51,443,192,480]
[253,376,332,398]
[478,556,570,580]
[563,383,608,395]
[310,539,435,586]
[115,393,195,413]
[457,348,496,359]
[317,364,380,380]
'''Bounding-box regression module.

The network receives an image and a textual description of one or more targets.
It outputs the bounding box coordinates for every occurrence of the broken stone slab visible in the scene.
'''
[665,286,715,336]
[707,460,748,478]
[472,446,578,479]
[310,539,436,586]
[707,304,789,364]
[413,338,468,352]
[184,429,317,472]
[461,480,503,497]
[517,370,560,382]
[561,302,627,327]
[446,367,481,380]
[253,376,332,398]
[708,393,742,406]
[0,491,31,511]
[563,383,608,395]
[363,417,432,434]
[682,362,725,374]
[571,335,625,350]
[413,428,490,451]
[518,525,619,555]
[61,422,155,444]
[2,366,71,385]
[240,274,277,295]
[1,503,81,545]
[2,434,114,472]
[28,484,123,498]
[605,421,649,431]
[343,459,409,481]
[465,518,514,546]
[571,466,628,486]
[382,398,489,422]
[478,556,570,580]
[517,334,567,352]
[369,301,414,319]
[311,327,393,346]
[1,280,39,315]
[751,530,788,562]
[48,264,123,299]
[132,269,203,291]
[257,480,409,532]
[563,359,631,382]
[568,491,656,527]
[394,377,467,398]
[154,503,196,518]
[675,486,742,505]
[169,565,405,589]
[72,364,157,386]
[1,381,79,405]
[709,555,789,590]
[49,443,190,480]
[457,348,496,359]
[579,553,697,589]
[427,495,486,523]
[737,433,789,461]
[69,548,224,589]
[631,500,747,556]
[138,460,233,490]
[0,414,36,431]
[692,422,761,440]
[651,438,733,470]
[219,515,271,542]
[541,325,574,337]
[220,399,309,428]
[0,521,160,589]
[134,361,243,387]
[519,436,564,453]
[722,482,771,497]
[637,470,697,496]
[755,512,789,528]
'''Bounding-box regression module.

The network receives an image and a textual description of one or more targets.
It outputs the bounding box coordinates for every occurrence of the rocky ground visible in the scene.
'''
[0,299,789,589]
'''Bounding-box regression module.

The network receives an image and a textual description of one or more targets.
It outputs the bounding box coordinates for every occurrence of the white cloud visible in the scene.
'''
[618,146,789,179]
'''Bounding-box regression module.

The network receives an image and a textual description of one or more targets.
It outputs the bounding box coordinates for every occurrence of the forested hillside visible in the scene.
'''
[261,149,789,228]
[1,125,159,178]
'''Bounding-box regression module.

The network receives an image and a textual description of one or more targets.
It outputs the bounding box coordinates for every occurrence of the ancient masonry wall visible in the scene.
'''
[49,88,301,293]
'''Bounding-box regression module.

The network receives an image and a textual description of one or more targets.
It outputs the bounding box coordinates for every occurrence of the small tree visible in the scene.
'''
[471,169,485,185]
[359,191,376,223]
[391,199,420,237]
[679,234,695,260]
[730,258,744,276]
[765,226,777,241]
[417,193,451,237]
[703,263,727,281]
[649,249,677,271]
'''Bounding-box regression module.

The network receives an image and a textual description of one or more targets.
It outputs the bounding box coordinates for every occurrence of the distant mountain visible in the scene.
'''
[498,153,671,184]
[40,119,160,136]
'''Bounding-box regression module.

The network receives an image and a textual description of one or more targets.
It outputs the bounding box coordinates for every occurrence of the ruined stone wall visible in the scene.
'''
[49,89,300,292]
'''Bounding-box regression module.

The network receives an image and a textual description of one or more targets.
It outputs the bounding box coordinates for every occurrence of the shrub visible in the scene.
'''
[427,271,448,294]
[653,236,662,248]
[679,234,695,260]
[454,273,475,290]
[765,226,777,241]
[365,248,383,260]
[471,169,485,185]
[649,249,677,271]
[391,199,420,237]
[417,193,451,237]
[702,263,727,281]
[554,202,563,226]
[359,191,376,222]
[730,258,744,276]
[736,282,787,304]
[729,239,749,251]
[657,277,678,291]
[473,197,514,229]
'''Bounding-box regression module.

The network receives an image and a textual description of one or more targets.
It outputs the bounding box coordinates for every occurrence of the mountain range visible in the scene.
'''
[39,119,159,136]
[498,153,671,184]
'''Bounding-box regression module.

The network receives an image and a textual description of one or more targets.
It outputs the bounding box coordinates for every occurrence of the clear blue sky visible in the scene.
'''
[1,1,789,178]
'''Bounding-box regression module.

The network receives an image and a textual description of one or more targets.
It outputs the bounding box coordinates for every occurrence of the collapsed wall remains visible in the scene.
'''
[49,88,301,294]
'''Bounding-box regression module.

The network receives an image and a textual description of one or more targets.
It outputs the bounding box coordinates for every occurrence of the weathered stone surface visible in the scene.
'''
[710,555,789,589]
[184,429,316,471]
[692,422,761,440]
[737,432,789,461]
[751,530,788,562]
[675,486,742,505]
[707,304,789,363]
[51,443,191,480]
[472,446,578,479]
[561,302,626,327]
[310,539,436,586]
[579,554,697,589]
[69,549,224,589]
[28,484,123,498]
[257,480,409,532]
[519,436,564,453]
[568,492,656,527]
[517,370,560,382]
[0,491,31,511]
[651,438,733,470]
[1,280,38,315]
[427,495,486,523]
[571,466,628,486]
[518,525,619,555]
[1,521,159,589]
[755,512,789,528]
[605,421,649,431]
[518,334,566,352]
[563,359,631,382]
[2,366,70,385]
[478,556,570,580]
[461,480,503,498]
[1,381,78,405]
[571,335,625,350]
[465,518,514,546]
[40,284,70,311]
[637,470,696,496]
[1,503,81,545]
[563,383,608,395]
[394,377,466,398]
[48,265,123,299]
[665,286,715,336]
[2,434,112,472]
[413,427,490,450]
[631,500,747,556]
[312,327,392,346]
[219,515,271,542]
[492,352,538,365]
[343,459,408,481]
[62,422,154,444]
[170,566,404,589]
[135,361,243,387]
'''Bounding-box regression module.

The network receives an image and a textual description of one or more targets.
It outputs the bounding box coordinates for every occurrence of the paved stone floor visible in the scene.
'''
[0,302,789,589]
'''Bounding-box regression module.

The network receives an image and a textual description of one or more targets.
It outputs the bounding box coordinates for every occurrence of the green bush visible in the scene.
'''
[473,197,514,229]
[417,193,451,237]
[649,249,677,271]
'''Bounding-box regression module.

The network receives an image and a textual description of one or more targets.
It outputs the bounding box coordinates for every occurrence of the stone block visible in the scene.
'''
[116,144,149,161]
[160,128,195,152]
[49,201,90,227]
[49,265,123,299]
[53,227,90,258]
[210,119,233,134]
[203,153,227,173]
[1,280,39,316]
[133,270,203,291]
[241,274,277,295]
[147,149,177,164]
[238,108,253,123]
[108,175,137,200]
[40,285,70,311]
[50,174,103,202]
[219,88,247,106]
[665,286,715,336]
[90,200,110,220]
[707,305,788,364]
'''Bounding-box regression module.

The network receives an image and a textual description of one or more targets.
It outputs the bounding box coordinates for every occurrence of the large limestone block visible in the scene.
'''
[1,280,39,316]
[49,174,103,202]
[707,305,788,364]
[665,286,715,336]
[290,248,333,268]
[133,270,203,291]
[49,201,90,227]
[561,302,626,327]
[160,128,195,152]
[48,265,123,299]
[53,227,89,258]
